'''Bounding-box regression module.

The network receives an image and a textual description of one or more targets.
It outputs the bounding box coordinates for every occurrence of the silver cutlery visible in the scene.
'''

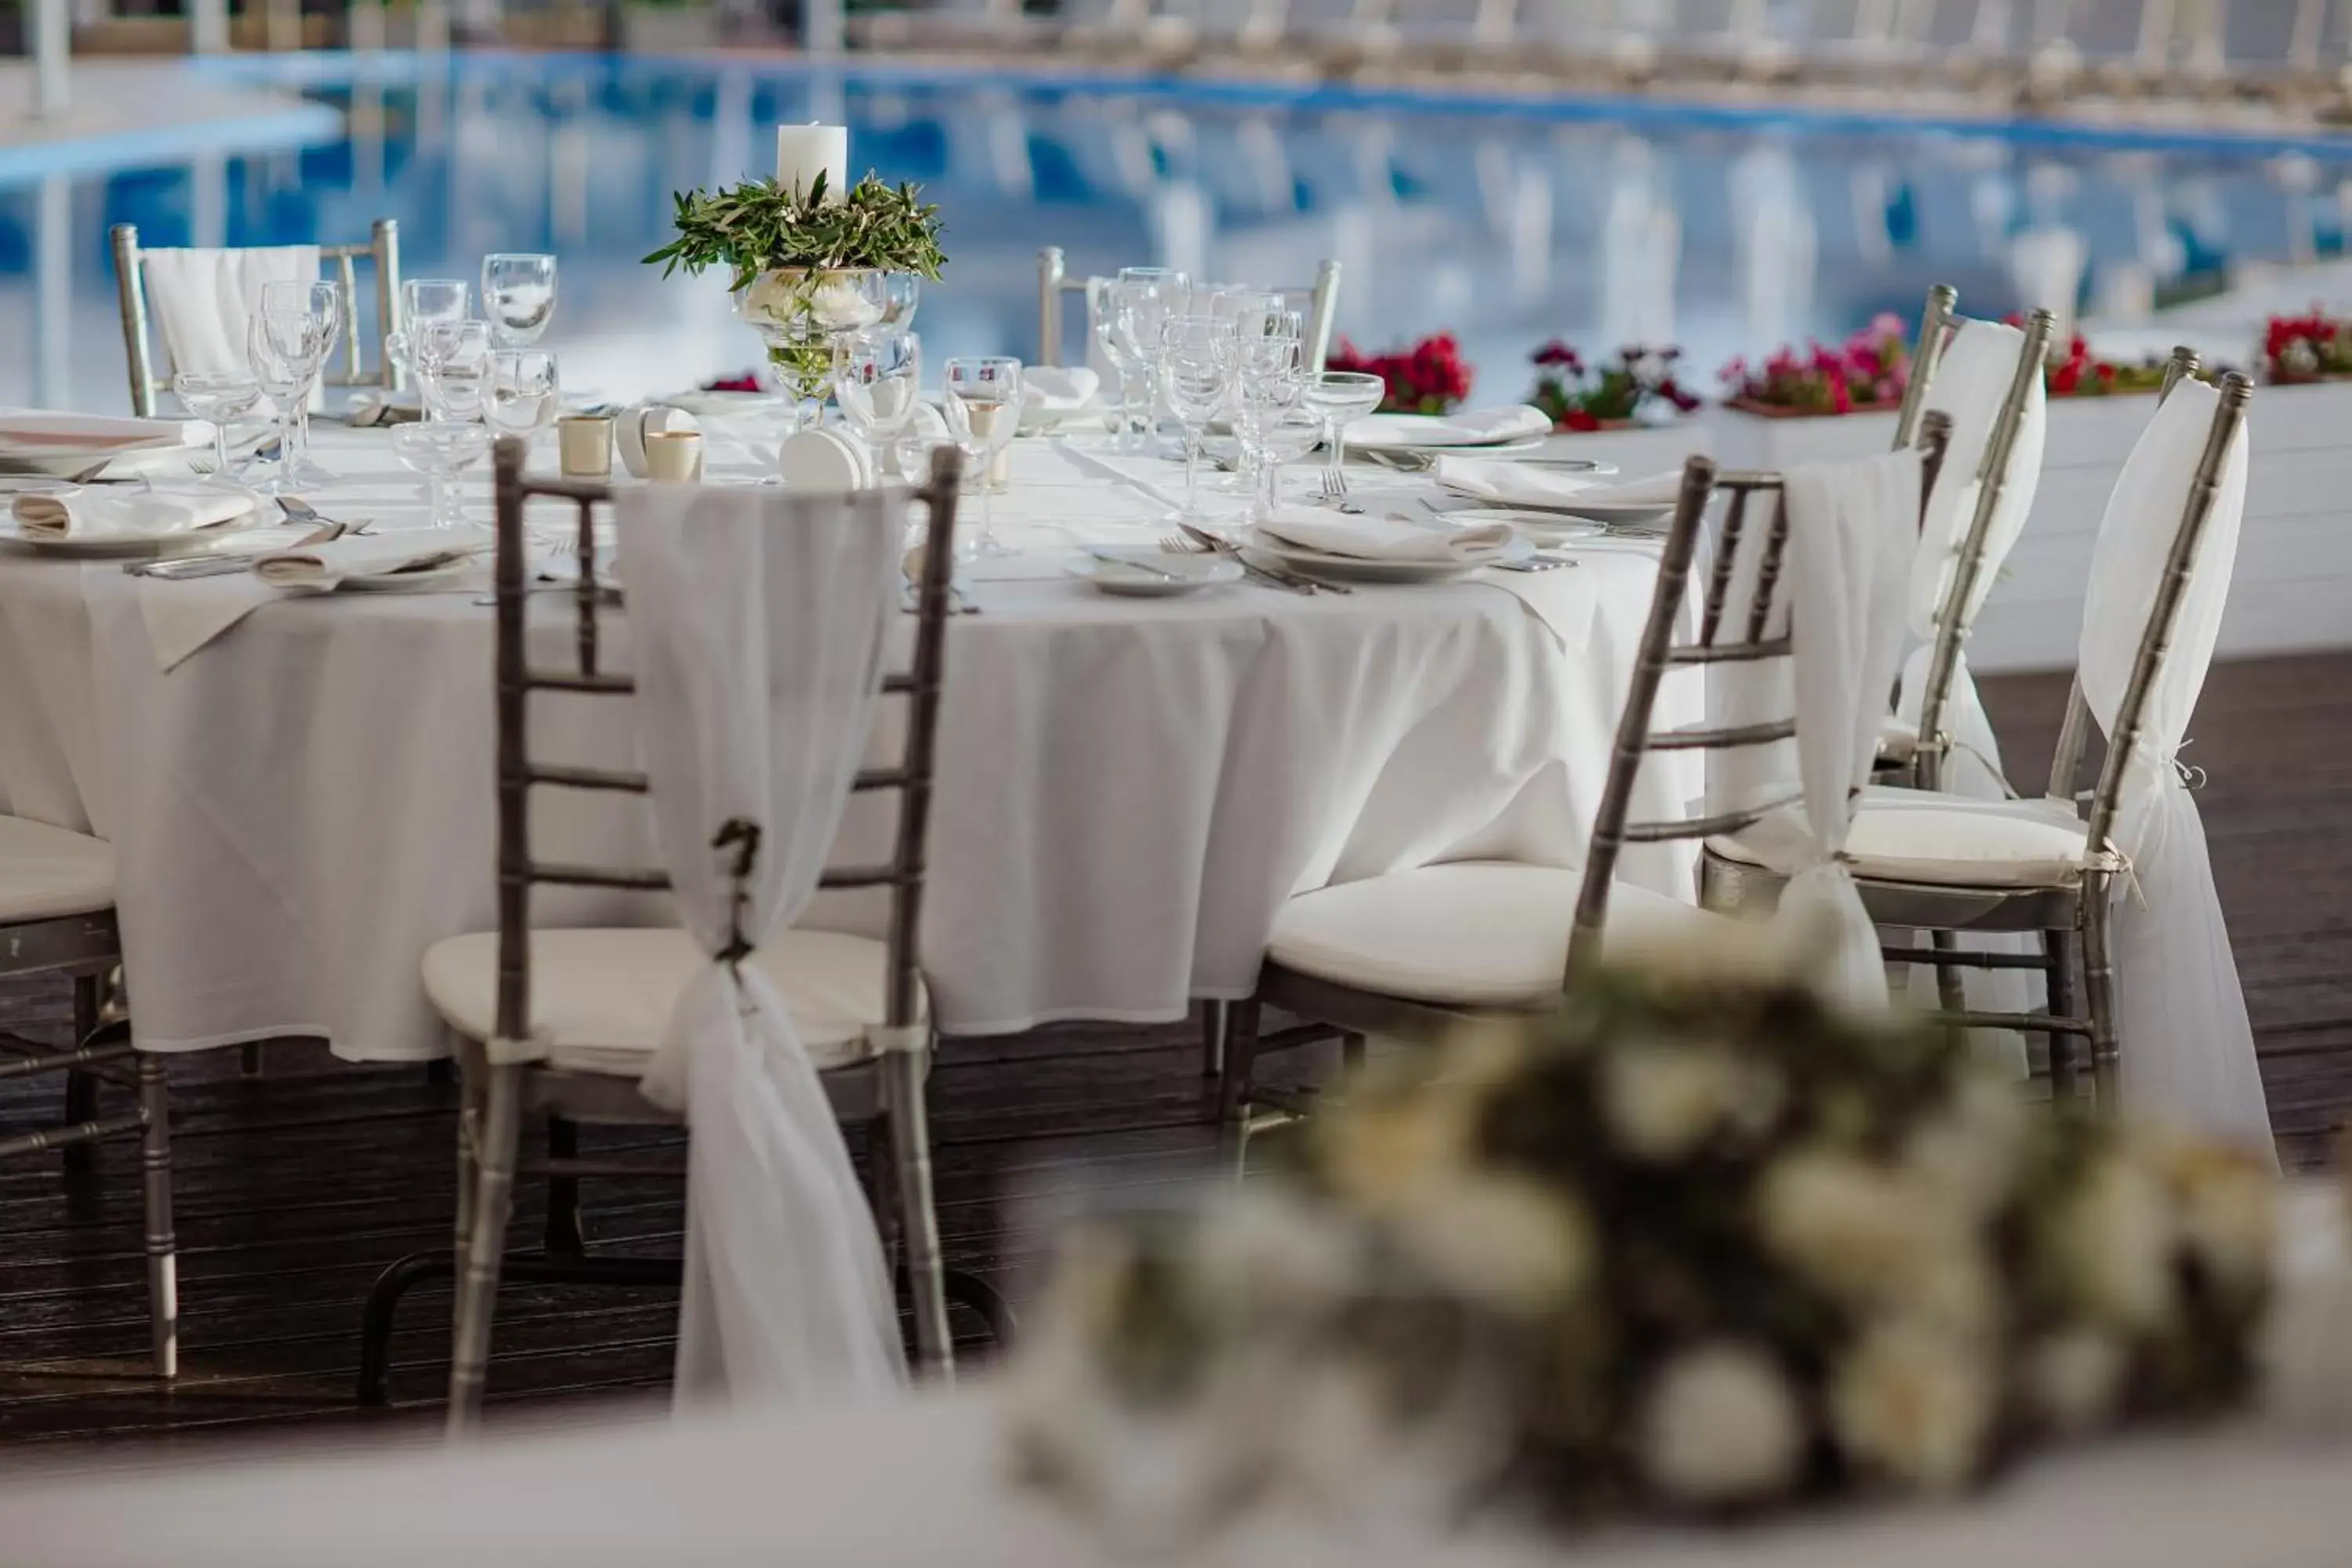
[1084,547,1187,583]
[1492,555,1580,573]
[1167,524,1345,596]
[1316,467,1364,515]
[124,554,250,579]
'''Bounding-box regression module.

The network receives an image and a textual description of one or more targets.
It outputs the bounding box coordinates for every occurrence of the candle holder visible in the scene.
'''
[735,268,891,434]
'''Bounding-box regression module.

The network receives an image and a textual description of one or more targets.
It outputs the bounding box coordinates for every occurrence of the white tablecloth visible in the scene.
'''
[0,416,1693,1058]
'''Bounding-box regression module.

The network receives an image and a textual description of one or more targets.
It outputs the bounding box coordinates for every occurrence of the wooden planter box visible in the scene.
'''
[616,3,724,50]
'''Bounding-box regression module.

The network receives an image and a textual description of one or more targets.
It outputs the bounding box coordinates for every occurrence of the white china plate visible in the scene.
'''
[1459,506,1610,542]
[662,390,789,418]
[335,561,475,593]
[1442,489,1676,528]
[1243,528,1534,583]
[1353,435,1545,458]
[0,520,252,560]
[1069,547,1243,597]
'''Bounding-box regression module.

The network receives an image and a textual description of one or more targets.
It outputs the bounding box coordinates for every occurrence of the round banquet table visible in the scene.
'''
[0,414,1700,1061]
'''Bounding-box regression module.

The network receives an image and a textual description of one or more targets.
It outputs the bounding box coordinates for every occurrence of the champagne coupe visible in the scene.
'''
[393,423,493,530]
[942,356,1022,560]
[486,350,561,440]
[481,254,557,347]
[171,370,263,480]
[260,278,345,488]
[1157,315,1236,525]
[1304,370,1388,510]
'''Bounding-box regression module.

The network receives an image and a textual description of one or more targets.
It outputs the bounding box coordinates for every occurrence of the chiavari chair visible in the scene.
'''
[1035,248,1344,376]
[1211,417,1958,1154]
[0,822,176,1377]
[354,441,999,1417]
[1703,372,2256,1111]
[111,220,401,418]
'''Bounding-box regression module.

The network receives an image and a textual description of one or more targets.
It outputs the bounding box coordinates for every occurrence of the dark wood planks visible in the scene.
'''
[0,652,2343,1447]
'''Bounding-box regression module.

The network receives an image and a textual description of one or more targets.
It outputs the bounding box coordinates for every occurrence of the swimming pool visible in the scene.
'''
[5,50,2351,413]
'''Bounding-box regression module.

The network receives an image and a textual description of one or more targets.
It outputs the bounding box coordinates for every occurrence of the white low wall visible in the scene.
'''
[1544,385,2352,676]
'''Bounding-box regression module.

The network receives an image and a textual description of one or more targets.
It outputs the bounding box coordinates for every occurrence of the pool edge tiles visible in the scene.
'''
[0,61,344,191]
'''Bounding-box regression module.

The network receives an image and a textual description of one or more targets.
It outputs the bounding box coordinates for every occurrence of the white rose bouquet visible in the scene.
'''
[1009,962,2274,1542]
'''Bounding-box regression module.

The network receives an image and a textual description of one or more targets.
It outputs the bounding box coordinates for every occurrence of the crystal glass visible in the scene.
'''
[481,253,557,347]
[879,273,921,329]
[1304,370,1387,509]
[486,349,560,440]
[1107,267,1187,455]
[260,278,344,489]
[416,319,493,423]
[1232,331,1305,516]
[735,269,888,435]
[393,423,493,529]
[1158,315,1236,524]
[392,277,470,384]
[837,331,923,472]
[1207,286,1286,328]
[942,355,1022,561]
[171,369,263,478]
[245,312,316,495]
[1247,403,1322,520]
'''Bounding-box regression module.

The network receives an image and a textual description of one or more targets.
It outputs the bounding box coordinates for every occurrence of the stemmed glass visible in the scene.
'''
[878,274,921,329]
[393,423,493,530]
[486,350,560,441]
[172,369,263,480]
[942,356,1022,560]
[260,278,344,488]
[837,331,924,474]
[1158,315,1236,525]
[1303,370,1388,510]
[1107,267,1187,455]
[1232,319,1306,517]
[481,254,557,347]
[387,277,470,387]
[416,320,493,423]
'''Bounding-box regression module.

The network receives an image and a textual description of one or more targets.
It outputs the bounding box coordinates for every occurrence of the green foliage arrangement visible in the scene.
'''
[641,171,946,292]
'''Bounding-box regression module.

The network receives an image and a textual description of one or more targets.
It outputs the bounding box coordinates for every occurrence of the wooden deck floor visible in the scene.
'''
[0,652,2345,1450]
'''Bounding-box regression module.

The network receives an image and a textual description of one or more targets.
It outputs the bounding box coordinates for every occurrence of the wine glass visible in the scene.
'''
[416,320,493,423]
[1108,267,1187,455]
[487,349,560,441]
[1303,370,1387,510]
[393,423,493,530]
[260,278,344,488]
[837,331,923,472]
[245,312,313,495]
[481,254,557,347]
[390,277,470,385]
[1232,331,1305,517]
[1158,315,1236,525]
[878,274,921,329]
[942,356,1022,560]
[171,369,263,480]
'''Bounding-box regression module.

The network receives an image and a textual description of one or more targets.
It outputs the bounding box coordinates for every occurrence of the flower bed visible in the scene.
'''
[1719,313,1911,419]
[2262,310,2352,385]
[1526,342,1700,431]
[1326,332,1472,416]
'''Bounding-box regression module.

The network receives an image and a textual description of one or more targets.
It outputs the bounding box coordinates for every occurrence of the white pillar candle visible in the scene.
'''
[775,124,849,203]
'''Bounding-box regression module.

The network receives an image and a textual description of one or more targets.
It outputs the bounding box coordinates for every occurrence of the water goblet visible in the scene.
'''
[1158,315,1236,525]
[416,319,493,423]
[260,278,345,488]
[837,331,923,474]
[481,254,557,347]
[486,349,561,441]
[394,278,470,384]
[244,313,311,495]
[1108,267,1187,454]
[393,423,494,530]
[942,356,1022,560]
[171,369,263,479]
[1303,370,1388,509]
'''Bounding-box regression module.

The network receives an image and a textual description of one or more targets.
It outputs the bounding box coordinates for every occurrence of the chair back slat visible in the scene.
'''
[1035,246,1342,372]
[486,438,966,1047]
[1563,412,1954,982]
[111,220,403,417]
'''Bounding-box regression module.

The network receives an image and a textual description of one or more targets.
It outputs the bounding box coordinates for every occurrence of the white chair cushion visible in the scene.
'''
[0,816,114,924]
[419,927,920,1076]
[1875,713,1919,764]
[1265,862,1737,1008]
[1708,786,2095,890]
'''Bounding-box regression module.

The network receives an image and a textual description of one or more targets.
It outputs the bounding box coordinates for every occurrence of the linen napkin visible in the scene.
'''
[252,533,481,591]
[0,410,210,462]
[1434,462,1685,512]
[1347,404,1550,448]
[13,484,254,543]
[1254,504,1513,562]
[1023,365,1100,414]
[139,245,321,382]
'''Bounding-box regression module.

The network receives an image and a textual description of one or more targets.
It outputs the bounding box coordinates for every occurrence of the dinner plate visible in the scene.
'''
[0,519,249,561]
[1068,547,1243,597]
[335,561,475,593]
[1345,412,1548,452]
[1458,506,1610,543]
[1352,434,1545,459]
[661,389,789,418]
[1243,529,1534,583]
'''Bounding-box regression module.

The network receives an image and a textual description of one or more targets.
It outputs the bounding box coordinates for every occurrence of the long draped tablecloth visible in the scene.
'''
[0,419,1694,1059]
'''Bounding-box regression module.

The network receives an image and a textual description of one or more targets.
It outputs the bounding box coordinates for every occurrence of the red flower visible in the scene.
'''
[701,371,763,393]
[1563,408,1602,431]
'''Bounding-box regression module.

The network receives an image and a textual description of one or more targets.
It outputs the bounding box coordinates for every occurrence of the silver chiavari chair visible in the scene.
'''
[1211,419,1958,1152]
[1704,372,2255,1110]
[0,822,176,1378]
[111,220,401,418]
[404,441,978,1425]
[1035,248,1343,376]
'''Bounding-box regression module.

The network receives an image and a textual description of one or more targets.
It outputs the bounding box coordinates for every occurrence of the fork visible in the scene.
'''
[1316,467,1364,514]
[1163,526,1327,596]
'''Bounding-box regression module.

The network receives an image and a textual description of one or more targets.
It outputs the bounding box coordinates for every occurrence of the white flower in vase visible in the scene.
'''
[1386,1174,1595,1317]
[1903,1073,2029,1221]
[2024,1327,2129,1434]
[2050,1150,2177,1333]
[1638,1344,1806,1504]
[1829,1319,1997,1493]
[740,270,884,333]
[2141,1126,2275,1294]
[1600,1043,1781,1161]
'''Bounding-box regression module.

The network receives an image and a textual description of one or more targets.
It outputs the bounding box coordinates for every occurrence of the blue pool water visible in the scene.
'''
[5,51,2352,412]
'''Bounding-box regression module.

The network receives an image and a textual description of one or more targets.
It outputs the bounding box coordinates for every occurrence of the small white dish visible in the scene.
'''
[0,518,251,561]
[1068,546,1243,597]
[332,561,475,593]
[661,389,788,419]
[1243,529,1534,584]
[1451,506,1610,543]
[776,426,873,490]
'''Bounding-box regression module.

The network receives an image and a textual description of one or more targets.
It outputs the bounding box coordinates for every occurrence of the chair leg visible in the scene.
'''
[63,975,102,1178]
[2082,879,2120,1116]
[1216,1000,1262,1179]
[543,1116,585,1256]
[136,1053,178,1379]
[446,1062,522,1436]
[1199,1000,1229,1083]
[2042,927,2079,1102]
[240,1043,265,1079]
[1340,1032,1367,1075]
[885,1042,954,1382]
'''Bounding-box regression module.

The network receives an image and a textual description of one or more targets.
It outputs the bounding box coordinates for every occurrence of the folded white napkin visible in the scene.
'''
[139,245,321,382]
[13,484,254,542]
[1254,504,1514,562]
[1435,462,1686,511]
[776,427,873,491]
[1022,366,1100,415]
[1347,405,1551,448]
[0,410,210,459]
[252,534,480,590]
